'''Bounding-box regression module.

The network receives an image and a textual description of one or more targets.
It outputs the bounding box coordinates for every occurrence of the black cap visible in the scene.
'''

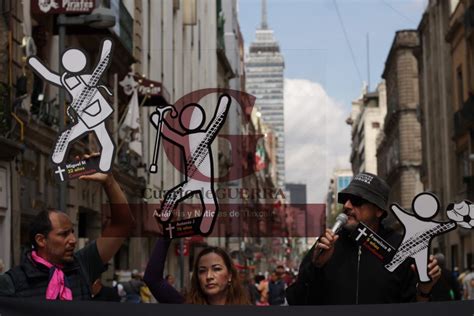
[338,172,390,211]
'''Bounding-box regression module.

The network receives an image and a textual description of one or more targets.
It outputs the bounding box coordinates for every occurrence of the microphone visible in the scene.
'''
[331,213,348,234]
[314,213,348,259]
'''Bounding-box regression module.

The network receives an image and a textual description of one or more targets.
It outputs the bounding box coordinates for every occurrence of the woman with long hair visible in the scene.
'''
[143,238,251,305]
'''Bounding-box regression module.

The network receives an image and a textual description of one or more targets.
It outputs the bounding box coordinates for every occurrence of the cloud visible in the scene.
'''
[284,78,351,203]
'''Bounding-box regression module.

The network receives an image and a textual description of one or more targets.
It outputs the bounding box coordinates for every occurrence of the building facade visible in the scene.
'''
[377,31,423,210]
[445,0,474,269]
[285,183,307,205]
[348,81,387,175]
[0,0,147,278]
[0,0,23,272]
[417,0,460,265]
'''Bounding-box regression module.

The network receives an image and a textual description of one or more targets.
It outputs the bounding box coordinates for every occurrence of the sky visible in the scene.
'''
[238,0,428,203]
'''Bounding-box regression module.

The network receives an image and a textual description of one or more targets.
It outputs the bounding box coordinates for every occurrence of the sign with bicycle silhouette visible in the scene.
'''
[28,39,115,182]
[28,37,259,238]
[351,192,474,283]
[149,94,232,238]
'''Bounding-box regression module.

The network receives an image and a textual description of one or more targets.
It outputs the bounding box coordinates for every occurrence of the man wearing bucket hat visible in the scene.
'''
[286,172,441,305]
[337,172,390,231]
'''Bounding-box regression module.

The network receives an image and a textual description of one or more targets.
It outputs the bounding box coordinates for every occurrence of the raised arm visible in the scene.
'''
[143,238,185,303]
[163,120,186,144]
[96,175,134,264]
[150,112,185,144]
[98,39,112,63]
[206,94,231,130]
[78,154,134,264]
[390,204,414,226]
[28,57,61,86]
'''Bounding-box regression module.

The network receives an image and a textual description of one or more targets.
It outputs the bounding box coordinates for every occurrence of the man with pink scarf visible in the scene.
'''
[0,158,133,300]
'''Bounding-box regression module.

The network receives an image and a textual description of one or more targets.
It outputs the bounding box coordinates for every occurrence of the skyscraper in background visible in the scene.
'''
[245,0,285,188]
[285,183,307,204]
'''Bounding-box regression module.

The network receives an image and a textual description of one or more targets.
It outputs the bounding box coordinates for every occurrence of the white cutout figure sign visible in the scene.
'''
[119,72,139,96]
[446,200,474,229]
[149,105,177,173]
[28,39,115,172]
[38,0,59,13]
[385,193,456,282]
[151,94,231,236]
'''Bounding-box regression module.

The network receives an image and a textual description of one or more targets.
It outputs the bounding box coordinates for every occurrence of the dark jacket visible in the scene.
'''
[122,279,145,296]
[0,241,105,300]
[93,285,121,302]
[286,226,417,305]
[431,268,461,301]
[269,279,286,305]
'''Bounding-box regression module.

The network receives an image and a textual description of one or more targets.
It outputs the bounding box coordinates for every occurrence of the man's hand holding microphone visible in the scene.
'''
[312,213,348,267]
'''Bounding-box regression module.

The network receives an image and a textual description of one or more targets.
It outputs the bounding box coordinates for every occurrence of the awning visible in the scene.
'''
[120,73,171,106]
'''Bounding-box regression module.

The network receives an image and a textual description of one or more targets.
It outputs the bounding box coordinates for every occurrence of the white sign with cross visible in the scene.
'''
[166,223,175,239]
[55,165,66,182]
[355,226,368,241]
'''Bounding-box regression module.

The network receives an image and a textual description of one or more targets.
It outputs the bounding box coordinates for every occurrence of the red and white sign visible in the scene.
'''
[120,73,171,106]
[175,241,190,256]
[31,0,95,15]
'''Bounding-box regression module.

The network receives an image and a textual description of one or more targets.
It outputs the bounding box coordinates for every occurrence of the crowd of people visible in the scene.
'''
[81,258,474,305]
[91,270,156,303]
[1,168,473,306]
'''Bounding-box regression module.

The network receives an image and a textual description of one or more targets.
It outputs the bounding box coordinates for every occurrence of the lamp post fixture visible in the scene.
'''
[56,8,115,212]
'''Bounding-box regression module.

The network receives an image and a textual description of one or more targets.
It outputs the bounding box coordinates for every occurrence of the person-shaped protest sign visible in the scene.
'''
[151,94,231,237]
[28,39,115,180]
[385,193,456,282]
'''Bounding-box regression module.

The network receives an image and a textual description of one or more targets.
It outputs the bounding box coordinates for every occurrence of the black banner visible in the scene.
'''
[350,222,396,263]
[1,298,474,316]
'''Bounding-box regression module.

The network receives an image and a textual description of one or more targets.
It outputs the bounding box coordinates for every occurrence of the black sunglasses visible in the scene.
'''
[344,195,368,207]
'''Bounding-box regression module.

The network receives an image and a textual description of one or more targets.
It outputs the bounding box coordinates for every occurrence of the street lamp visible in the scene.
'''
[56,8,116,212]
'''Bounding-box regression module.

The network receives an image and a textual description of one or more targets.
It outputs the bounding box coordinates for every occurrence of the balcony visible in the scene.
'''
[35,96,60,130]
[453,95,474,139]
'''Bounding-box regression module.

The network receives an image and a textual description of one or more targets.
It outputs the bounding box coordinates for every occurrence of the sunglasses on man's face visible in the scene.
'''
[345,196,368,207]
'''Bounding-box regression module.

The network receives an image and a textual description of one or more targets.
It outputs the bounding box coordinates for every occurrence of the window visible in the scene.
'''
[457,65,464,109]
[457,149,469,191]
[337,176,351,192]
[452,245,459,270]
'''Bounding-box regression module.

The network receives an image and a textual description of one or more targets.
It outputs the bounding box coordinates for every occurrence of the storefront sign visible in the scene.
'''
[31,0,95,15]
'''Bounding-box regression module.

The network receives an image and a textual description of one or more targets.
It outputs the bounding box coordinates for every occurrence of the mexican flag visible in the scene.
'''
[255,144,266,171]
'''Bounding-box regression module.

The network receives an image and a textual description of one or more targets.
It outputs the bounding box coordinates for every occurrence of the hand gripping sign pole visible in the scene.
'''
[149,105,177,173]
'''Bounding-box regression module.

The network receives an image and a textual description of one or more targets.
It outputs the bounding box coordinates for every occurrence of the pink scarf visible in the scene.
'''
[31,251,73,300]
